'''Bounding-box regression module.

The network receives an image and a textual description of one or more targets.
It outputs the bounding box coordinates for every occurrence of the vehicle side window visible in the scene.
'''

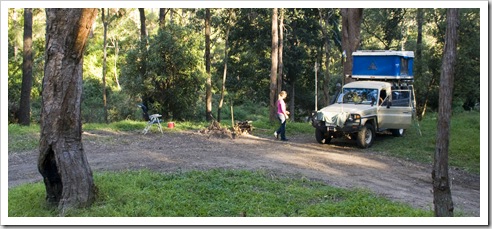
[391,90,410,107]
[379,90,387,106]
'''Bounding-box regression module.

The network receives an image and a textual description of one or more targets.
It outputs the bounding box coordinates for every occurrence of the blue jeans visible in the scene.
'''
[276,113,287,140]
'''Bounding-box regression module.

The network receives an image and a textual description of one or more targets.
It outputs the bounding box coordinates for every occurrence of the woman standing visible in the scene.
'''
[274,91,290,141]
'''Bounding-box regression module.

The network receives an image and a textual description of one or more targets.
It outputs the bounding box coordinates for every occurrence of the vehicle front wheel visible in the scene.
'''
[391,129,405,137]
[315,128,331,144]
[356,123,375,148]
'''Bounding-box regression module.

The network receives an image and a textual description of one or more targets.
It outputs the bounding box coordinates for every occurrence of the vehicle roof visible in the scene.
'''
[353,50,414,58]
[343,80,392,90]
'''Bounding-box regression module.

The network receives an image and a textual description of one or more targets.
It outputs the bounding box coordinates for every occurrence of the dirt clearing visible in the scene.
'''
[8,129,480,216]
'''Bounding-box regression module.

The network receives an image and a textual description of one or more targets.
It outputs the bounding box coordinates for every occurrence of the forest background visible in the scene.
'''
[5,3,481,126]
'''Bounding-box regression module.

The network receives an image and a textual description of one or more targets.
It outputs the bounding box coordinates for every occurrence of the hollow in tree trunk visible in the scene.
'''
[38,8,98,214]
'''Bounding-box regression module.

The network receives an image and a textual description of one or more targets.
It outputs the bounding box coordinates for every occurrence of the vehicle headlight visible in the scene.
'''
[348,114,361,122]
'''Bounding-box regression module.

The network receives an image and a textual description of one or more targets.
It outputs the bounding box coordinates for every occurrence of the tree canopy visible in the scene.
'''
[7,7,481,124]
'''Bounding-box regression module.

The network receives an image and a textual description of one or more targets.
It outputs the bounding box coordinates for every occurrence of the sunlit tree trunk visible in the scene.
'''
[218,9,234,123]
[277,8,284,94]
[205,9,213,121]
[39,8,98,215]
[269,8,279,122]
[18,8,33,125]
[101,8,108,123]
[433,8,459,217]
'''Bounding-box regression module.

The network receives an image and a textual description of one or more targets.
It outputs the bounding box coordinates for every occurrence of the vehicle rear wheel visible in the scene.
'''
[356,123,375,148]
[391,129,405,137]
[315,128,330,144]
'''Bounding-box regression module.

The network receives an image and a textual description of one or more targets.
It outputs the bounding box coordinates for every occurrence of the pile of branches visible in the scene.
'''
[199,120,233,139]
[199,120,253,139]
[234,120,253,135]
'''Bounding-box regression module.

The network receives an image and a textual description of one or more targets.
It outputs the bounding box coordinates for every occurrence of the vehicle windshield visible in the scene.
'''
[337,88,378,104]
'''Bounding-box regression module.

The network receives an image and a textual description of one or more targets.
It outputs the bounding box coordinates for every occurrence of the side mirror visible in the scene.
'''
[386,101,392,109]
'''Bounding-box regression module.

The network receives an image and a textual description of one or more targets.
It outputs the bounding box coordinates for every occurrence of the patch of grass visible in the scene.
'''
[8,169,432,217]
[8,124,40,152]
[371,111,480,174]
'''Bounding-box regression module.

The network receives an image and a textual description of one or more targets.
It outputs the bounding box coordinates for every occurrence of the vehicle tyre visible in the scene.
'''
[391,129,405,137]
[315,128,330,144]
[356,123,375,148]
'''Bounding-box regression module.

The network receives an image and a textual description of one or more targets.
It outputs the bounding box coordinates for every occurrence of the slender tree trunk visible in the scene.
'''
[138,8,148,45]
[270,8,279,122]
[39,8,98,215]
[415,8,425,119]
[138,8,149,114]
[218,14,232,123]
[205,9,213,121]
[319,9,332,107]
[340,8,363,84]
[277,9,284,94]
[18,8,33,125]
[102,8,108,123]
[159,8,168,28]
[290,82,295,121]
[114,39,120,90]
[433,8,459,217]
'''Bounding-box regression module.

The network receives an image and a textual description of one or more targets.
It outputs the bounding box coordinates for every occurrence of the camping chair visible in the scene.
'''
[138,104,163,135]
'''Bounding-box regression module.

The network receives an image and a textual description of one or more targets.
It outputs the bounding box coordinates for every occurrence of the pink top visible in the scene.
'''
[276,99,286,114]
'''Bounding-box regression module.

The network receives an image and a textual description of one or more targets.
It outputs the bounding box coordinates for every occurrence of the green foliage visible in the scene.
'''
[121,24,206,120]
[9,169,432,217]
[371,111,480,174]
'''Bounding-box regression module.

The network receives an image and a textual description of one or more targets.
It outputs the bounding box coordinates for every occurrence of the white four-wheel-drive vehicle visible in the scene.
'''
[311,50,416,148]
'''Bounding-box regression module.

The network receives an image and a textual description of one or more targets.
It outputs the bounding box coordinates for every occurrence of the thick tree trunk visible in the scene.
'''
[340,8,363,84]
[18,8,33,125]
[433,8,459,217]
[39,8,98,214]
[270,8,279,122]
[205,9,213,121]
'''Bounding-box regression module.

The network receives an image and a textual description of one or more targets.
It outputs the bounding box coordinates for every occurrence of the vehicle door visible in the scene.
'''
[377,87,413,130]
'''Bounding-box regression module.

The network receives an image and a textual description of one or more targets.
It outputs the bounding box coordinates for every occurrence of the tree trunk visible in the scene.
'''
[39,8,98,214]
[269,8,279,122]
[340,8,363,84]
[102,8,108,123]
[18,8,33,126]
[318,9,332,107]
[138,8,149,113]
[159,8,168,28]
[277,9,284,94]
[218,10,233,123]
[433,8,459,217]
[138,8,148,45]
[205,9,213,121]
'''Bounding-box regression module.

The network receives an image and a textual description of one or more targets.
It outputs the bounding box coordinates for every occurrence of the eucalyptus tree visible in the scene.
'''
[39,8,98,214]
[205,8,213,121]
[433,8,459,217]
[18,8,33,125]
[217,8,237,122]
[269,8,279,122]
[340,8,363,83]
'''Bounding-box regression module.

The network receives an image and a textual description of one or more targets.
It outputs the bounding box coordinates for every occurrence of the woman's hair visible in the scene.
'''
[279,91,287,97]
